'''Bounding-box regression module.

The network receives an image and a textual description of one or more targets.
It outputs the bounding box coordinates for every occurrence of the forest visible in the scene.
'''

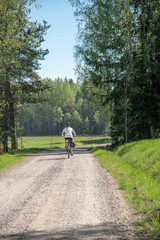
[1,0,160,152]
[17,77,110,136]
[70,0,160,144]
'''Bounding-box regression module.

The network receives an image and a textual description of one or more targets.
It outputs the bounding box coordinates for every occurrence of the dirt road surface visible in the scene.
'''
[0,147,137,240]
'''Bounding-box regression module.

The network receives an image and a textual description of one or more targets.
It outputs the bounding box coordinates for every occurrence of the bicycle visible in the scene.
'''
[66,138,74,158]
[66,139,71,158]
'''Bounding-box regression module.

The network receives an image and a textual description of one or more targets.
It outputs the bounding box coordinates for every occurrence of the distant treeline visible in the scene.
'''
[18,77,110,136]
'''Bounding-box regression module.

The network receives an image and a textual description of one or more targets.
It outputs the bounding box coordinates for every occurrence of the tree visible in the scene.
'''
[0,0,50,151]
[70,0,160,143]
[56,107,64,136]
[129,0,160,139]
[72,111,83,132]
[70,0,122,139]
[84,117,90,134]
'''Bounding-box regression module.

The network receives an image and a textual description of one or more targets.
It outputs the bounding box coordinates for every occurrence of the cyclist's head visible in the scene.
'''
[66,122,70,127]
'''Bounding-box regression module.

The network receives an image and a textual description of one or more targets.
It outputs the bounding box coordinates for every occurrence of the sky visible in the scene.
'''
[30,0,77,82]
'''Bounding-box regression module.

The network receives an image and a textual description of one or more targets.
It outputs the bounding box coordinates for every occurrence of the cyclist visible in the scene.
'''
[61,122,76,156]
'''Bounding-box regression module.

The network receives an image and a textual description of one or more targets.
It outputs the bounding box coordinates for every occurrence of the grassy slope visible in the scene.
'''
[92,139,160,240]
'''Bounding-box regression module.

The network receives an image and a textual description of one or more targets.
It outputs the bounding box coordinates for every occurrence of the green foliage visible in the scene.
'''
[92,139,160,239]
[70,0,160,143]
[18,77,109,136]
[0,0,50,151]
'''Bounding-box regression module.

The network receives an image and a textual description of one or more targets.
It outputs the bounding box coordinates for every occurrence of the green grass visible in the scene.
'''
[0,136,109,173]
[91,139,160,240]
[17,136,109,149]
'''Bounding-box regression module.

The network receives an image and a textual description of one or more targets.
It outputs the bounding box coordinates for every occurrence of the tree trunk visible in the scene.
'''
[10,100,17,150]
[4,77,10,152]
[59,122,60,136]
[124,80,128,144]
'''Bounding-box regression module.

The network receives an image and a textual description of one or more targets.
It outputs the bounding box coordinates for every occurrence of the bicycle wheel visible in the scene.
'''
[67,142,70,159]
[68,149,70,158]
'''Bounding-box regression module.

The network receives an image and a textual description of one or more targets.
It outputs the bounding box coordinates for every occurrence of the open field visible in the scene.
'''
[18,136,109,150]
[92,139,160,240]
[0,136,109,173]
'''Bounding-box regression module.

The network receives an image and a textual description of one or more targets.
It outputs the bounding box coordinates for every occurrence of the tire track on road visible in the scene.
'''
[0,147,137,239]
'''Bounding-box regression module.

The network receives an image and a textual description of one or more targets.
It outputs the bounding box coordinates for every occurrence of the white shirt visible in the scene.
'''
[63,127,73,138]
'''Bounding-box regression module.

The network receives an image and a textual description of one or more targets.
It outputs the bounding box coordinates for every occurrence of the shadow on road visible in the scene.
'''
[36,148,93,162]
[0,221,137,240]
[34,147,92,157]
[17,143,110,158]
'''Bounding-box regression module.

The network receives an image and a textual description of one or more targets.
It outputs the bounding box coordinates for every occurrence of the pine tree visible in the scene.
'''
[0,0,50,151]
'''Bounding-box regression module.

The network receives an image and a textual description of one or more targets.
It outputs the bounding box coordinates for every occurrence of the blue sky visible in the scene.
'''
[30,0,77,82]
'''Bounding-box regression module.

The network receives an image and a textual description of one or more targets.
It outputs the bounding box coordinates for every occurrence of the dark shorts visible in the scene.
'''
[65,138,73,142]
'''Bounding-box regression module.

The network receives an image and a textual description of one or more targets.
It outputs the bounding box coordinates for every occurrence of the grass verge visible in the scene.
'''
[91,139,160,240]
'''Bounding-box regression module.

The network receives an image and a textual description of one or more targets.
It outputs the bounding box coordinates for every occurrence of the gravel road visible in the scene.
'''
[0,146,137,240]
